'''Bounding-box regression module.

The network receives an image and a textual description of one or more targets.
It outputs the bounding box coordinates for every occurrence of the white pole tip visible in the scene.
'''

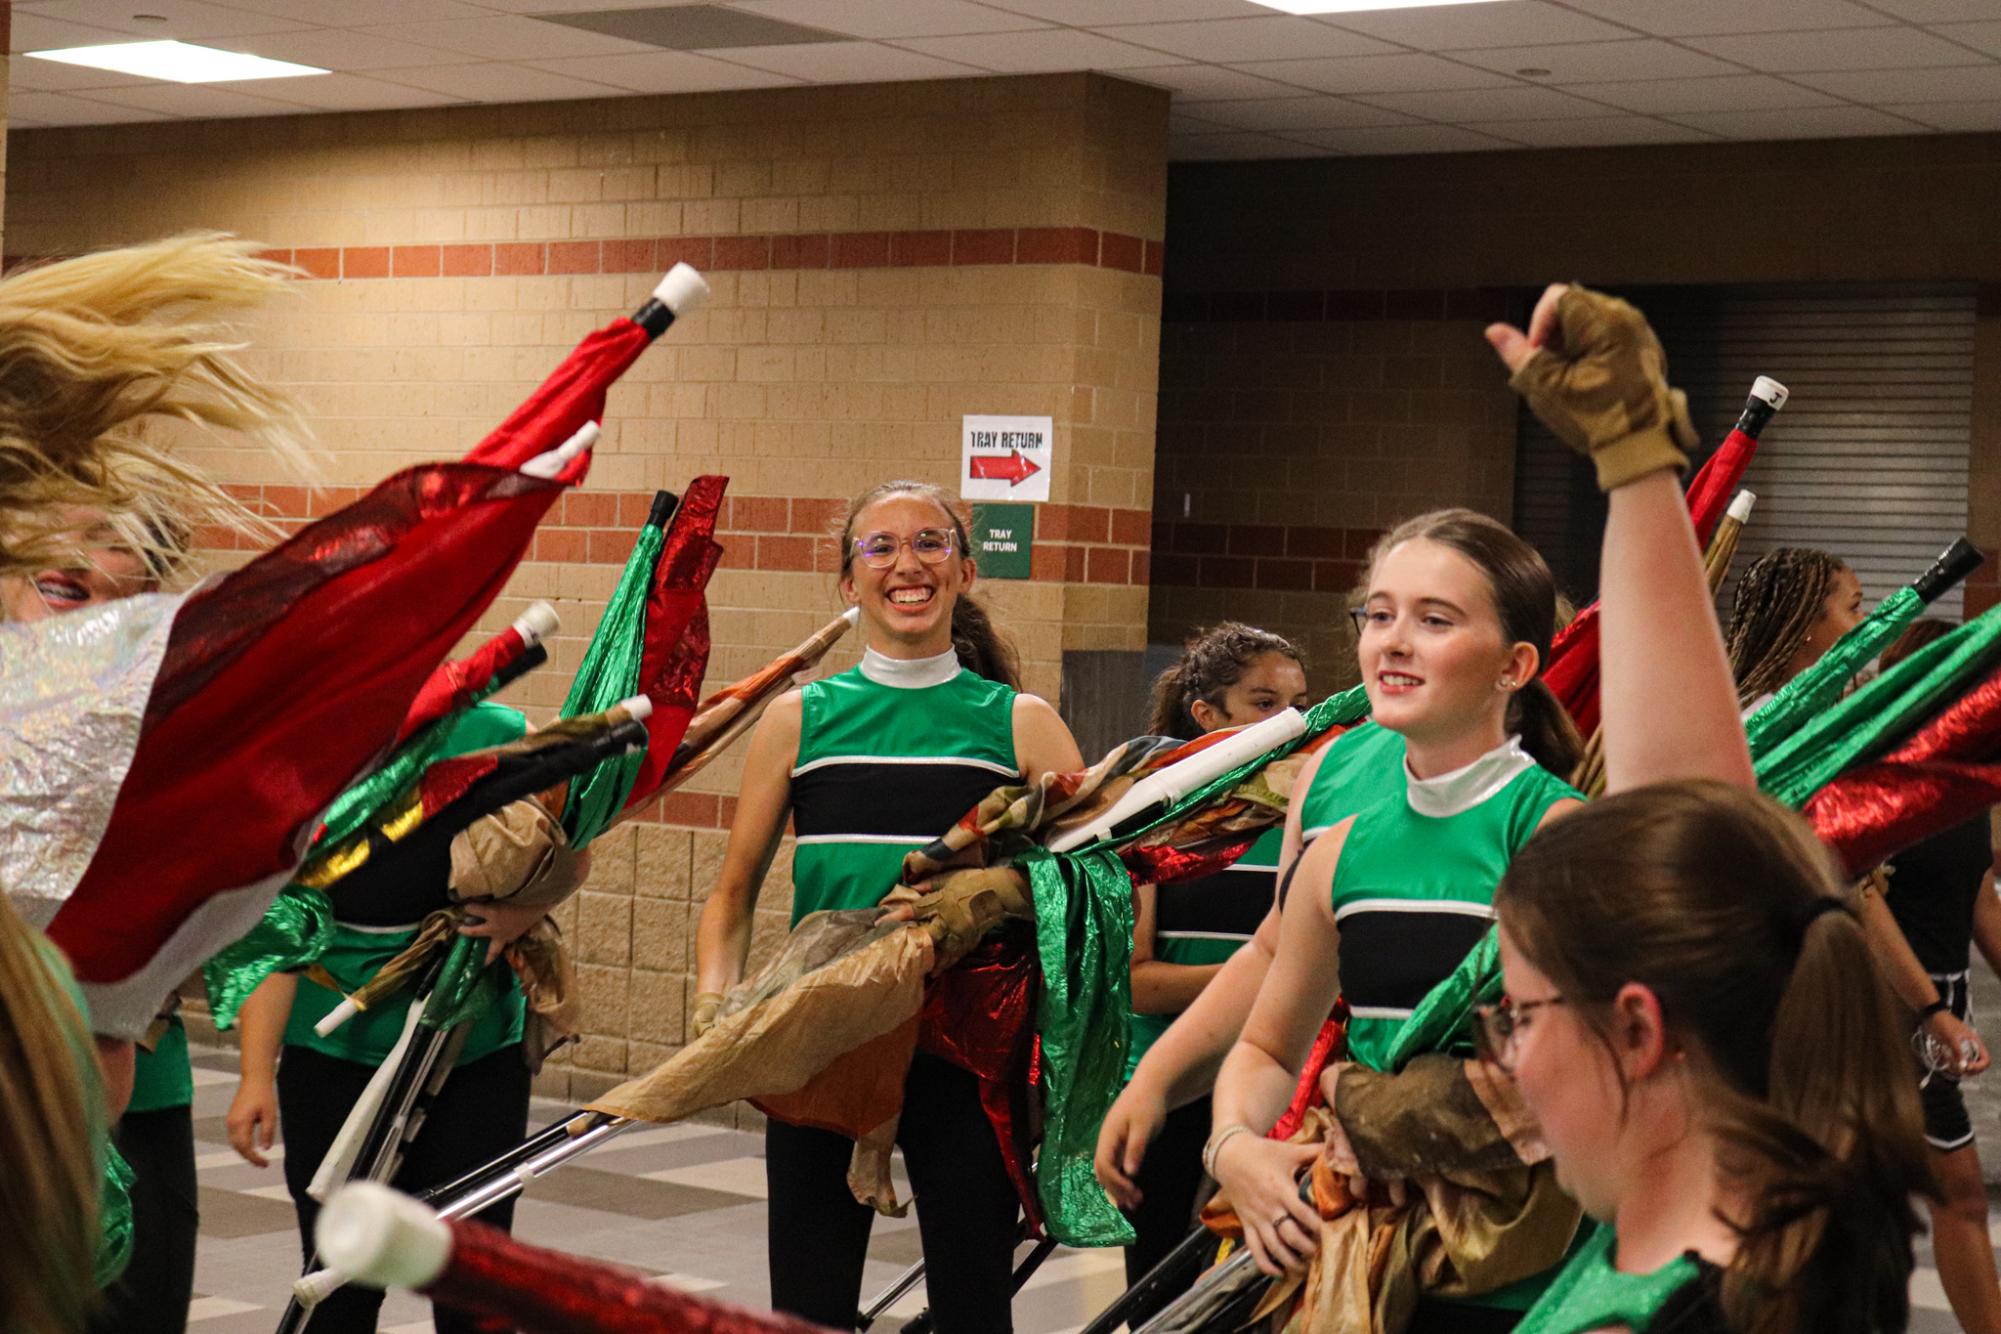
[618,694,654,722]
[1751,376,1788,410]
[1726,489,1758,523]
[315,1183,452,1289]
[842,605,862,626]
[513,601,560,645]
[654,263,711,318]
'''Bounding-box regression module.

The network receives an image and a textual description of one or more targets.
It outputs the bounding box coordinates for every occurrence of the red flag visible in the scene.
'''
[622,477,726,813]
[395,603,557,747]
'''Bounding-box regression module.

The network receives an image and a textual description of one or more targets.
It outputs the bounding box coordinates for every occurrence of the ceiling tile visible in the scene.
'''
[707,41,988,81]
[210,29,488,71]
[1934,22,2001,60]
[17,0,306,40]
[1881,98,2001,130]
[988,0,1252,23]
[13,10,156,52]
[198,0,492,22]
[1118,62,1317,100]
[1168,107,1236,133]
[1453,39,1741,82]
[1311,1,1634,52]
[216,71,474,110]
[75,80,318,117]
[469,0,718,10]
[1284,123,1522,154]
[1106,17,1395,63]
[1355,83,1611,121]
[1551,0,1888,37]
[727,0,1048,39]
[1231,52,1512,95]
[1171,130,1323,160]
[1858,0,2001,19]
[355,16,657,61]
[1682,26,1977,72]
[1461,113,1717,146]
[526,49,804,93]
[889,29,1170,72]
[1560,74,1838,114]
[1665,104,1934,138]
[369,60,632,102]
[7,89,172,123]
[1792,63,2001,102]
[1190,94,1414,130]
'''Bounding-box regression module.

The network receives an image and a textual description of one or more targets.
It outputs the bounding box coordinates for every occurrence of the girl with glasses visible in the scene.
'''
[1476,285,1927,1334]
[693,479,1083,1333]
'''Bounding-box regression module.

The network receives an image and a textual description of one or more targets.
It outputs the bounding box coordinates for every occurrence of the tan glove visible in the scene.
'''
[1508,284,1698,492]
[691,990,723,1039]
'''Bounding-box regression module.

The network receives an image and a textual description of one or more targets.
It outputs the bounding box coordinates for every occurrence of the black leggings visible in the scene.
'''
[765,1055,1020,1334]
[278,1043,531,1334]
[1120,1094,1213,1322]
[90,1105,199,1334]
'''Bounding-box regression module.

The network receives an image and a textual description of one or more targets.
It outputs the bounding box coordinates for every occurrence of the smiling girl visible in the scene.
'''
[693,479,1083,1333]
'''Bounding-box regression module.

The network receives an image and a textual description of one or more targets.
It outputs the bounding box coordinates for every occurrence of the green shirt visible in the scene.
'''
[1516,1224,1702,1334]
[127,1013,192,1114]
[283,702,529,1066]
[1297,721,1407,844]
[788,659,1018,924]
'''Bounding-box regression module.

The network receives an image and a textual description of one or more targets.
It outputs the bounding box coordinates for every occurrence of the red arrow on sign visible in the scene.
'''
[969,450,1041,486]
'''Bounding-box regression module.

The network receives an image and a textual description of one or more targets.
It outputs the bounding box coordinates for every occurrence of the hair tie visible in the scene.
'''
[1794,895,1848,939]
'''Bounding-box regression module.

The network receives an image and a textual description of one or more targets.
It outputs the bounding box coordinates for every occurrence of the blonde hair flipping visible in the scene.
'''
[0,233,311,577]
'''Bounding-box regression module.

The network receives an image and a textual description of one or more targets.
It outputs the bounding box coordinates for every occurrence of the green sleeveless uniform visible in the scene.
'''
[283,701,529,1065]
[1296,721,1407,846]
[789,658,1018,924]
[128,1013,193,1113]
[1330,737,1579,1073]
[1516,1226,1716,1334]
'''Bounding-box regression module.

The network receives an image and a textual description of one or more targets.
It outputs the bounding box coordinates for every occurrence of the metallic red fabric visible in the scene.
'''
[428,1215,837,1334]
[1807,662,2001,875]
[1271,1007,1347,1142]
[916,928,1043,1232]
[1124,835,1257,888]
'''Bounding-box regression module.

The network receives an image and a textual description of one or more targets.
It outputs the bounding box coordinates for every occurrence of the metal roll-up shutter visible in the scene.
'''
[1515,283,1975,621]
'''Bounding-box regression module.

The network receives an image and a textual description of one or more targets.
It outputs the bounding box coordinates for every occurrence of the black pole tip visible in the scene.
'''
[1914,536,1985,604]
[647,490,677,527]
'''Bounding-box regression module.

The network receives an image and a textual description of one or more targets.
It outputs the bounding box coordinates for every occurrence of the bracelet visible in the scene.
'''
[1202,1123,1254,1179]
[1918,999,1951,1022]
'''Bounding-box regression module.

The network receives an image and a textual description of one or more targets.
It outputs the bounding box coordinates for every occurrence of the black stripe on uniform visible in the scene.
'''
[791,761,1014,840]
[1156,868,1274,939]
[1336,907,1493,1012]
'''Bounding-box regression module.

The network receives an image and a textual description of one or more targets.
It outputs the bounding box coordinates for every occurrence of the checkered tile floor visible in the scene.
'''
[179,1042,1995,1334]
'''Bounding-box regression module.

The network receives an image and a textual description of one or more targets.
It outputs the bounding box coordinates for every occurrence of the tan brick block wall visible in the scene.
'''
[7,71,1166,1096]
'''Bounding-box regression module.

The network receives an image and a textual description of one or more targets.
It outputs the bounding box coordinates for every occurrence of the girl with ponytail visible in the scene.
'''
[693,479,1081,1333]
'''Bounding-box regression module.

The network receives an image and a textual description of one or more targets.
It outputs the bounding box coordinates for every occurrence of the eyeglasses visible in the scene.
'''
[1474,994,1566,1075]
[852,528,956,570]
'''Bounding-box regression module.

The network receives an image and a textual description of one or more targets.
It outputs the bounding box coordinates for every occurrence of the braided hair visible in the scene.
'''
[1148,622,1304,740]
[1727,548,1847,705]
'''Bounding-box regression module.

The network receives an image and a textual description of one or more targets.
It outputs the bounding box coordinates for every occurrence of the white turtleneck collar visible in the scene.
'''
[860,645,961,689]
[1405,735,1534,818]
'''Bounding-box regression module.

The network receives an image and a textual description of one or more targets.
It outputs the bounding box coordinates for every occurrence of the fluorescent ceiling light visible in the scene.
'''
[1250,0,1513,12]
[26,40,328,83]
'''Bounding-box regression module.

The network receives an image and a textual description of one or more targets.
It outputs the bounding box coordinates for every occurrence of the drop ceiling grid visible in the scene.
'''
[5,0,1999,158]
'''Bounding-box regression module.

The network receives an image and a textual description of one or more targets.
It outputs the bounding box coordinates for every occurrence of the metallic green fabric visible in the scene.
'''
[317,714,458,852]
[1023,844,1136,1247]
[420,933,503,1032]
[201,881,333,1030]
[559,519,664,848]
[1383,926,1503,1074]
[1756,604,2001,808]
[94,1141,135,1287]
[1744,584,1921,756]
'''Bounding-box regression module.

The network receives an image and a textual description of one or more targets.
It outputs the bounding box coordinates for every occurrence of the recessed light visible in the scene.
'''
[26,40,328,83]
[1249,0,1513,13]
[1516,67,1551,77]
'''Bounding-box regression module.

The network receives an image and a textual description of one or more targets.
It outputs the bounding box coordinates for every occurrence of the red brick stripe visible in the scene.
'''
[12,229,1164,281]
[200,488,1152,587]
[1150,519,1380,593]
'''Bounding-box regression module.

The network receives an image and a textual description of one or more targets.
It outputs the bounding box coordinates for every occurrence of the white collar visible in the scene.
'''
[860,645,961,689]
[1405,735,1534,818]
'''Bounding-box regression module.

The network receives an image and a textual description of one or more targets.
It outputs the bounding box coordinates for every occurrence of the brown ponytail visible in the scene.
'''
[0,897,101,1334]
[1497,783,1930,1334]
[835,479,1020,690]
[1364,509,1584,775]
[1148,622,1305,740]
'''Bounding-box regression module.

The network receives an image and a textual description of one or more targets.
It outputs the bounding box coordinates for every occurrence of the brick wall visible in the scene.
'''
[1149,132,2001,677]
[6,71,1167,1101]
